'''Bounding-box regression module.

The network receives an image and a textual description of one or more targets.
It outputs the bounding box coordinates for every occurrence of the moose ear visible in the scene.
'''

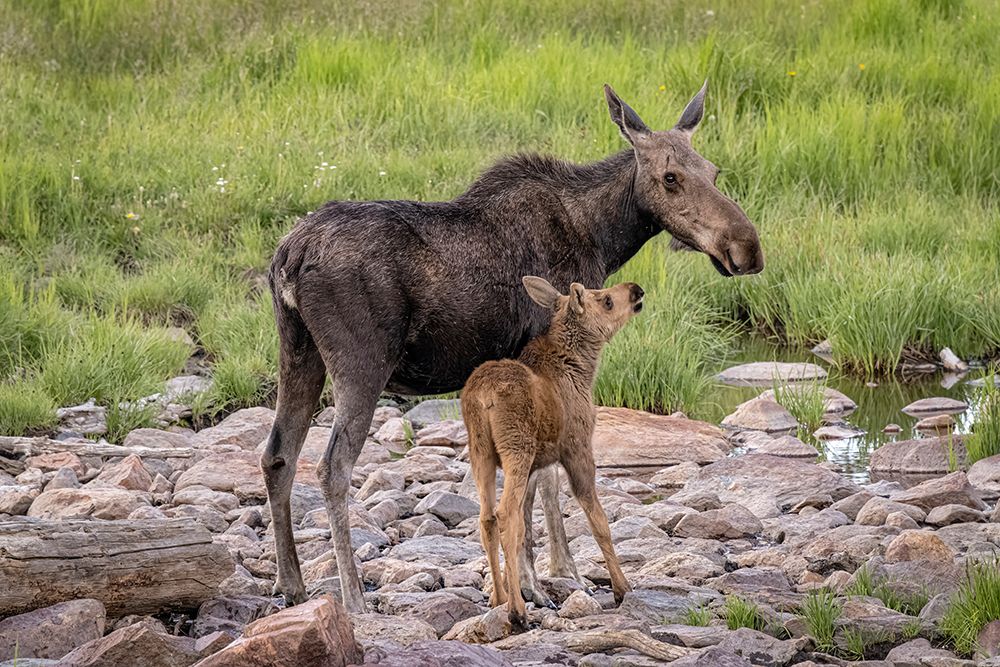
[569,283,586,315]
[675,79,708,135]
[522,276,561,309]
[604,84,650,146]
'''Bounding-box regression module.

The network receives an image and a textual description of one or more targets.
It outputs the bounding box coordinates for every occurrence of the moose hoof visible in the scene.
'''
[274,583,307,607]
[509,610,529,634]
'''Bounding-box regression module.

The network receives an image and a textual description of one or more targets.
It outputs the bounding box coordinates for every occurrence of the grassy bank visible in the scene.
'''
[1,0,998,435]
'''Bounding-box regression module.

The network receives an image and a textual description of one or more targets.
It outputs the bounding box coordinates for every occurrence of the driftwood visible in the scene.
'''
[0,518,233,617]
[0,435,194,461]
[563,628,695,661]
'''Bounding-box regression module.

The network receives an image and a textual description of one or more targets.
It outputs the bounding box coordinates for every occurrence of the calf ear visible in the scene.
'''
[522,276,561,309]
[604,84,650,146]
[569,283,586,315]
[675,79,708,135]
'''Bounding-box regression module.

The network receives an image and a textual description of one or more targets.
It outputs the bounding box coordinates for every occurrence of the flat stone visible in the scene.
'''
[714,627,807,667]
[813,424,866,440]
[722,398,798,433]
[24,451,86,477]
[649,462,702,488]
[679,454,858,518]
[651,624,729,648]
[404,592,483,637]
[415,420,468,448]
[925,504,986,526]
[56,399,107,436]
[891,471,986,512]
[901,397,968,416]
[123,428,192,449]
[755,436,818,459]
[886,638,967,666]
[592,407,730,467]
[367,640,511,667]
[716,362,828,387]
[388,536,483,566]
[0,599,106,661]
[669,646,753,666]
[174,451,266,502]
[618,589,699,624]
[915,413,956,432]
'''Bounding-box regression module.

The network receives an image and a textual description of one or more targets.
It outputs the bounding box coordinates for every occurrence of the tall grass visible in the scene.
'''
[940,559,1000,657]
[0,0,998,433]
[802,589,841,652]
[967,376,1000,464]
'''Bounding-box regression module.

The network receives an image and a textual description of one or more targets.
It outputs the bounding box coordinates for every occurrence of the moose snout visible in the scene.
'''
[629,284,645,302]
[724,240,765,276]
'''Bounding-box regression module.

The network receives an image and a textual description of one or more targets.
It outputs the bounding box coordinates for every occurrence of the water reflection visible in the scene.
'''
[708,338,990,484]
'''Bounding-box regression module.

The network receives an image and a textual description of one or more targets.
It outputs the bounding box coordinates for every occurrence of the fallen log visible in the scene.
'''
[0,518,233,617]
[564,628,695,662]
[0,435,194,461]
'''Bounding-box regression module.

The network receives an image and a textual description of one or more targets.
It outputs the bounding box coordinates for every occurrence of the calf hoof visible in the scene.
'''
[274,582,307,607]
[612,583,632,606]
[509,610,529,634]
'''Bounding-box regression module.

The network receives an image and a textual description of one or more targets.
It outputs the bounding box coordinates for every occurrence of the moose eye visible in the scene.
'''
[603,296,613,310]
[664,173,678,186]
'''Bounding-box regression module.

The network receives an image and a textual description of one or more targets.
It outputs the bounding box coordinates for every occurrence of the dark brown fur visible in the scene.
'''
[262,83,763,611]
[463,277,643,630]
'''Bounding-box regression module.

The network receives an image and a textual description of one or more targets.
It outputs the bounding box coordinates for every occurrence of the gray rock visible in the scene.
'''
[756,436,819,459]
[415,420,468,448]
[714,628,807,667]
[716,362,828,387]
[592,407,730,467]
[868,436,967,475]
[388,536,483,565]
[618,589,698,624]
[651,624,729,648]
[56,399,107,436]
[891,471,986,512]
[813,424,866,440]
[404,400,463,428]
[925,503,986,526]
[669,646,753,666]
[886,638,967,666]
[190,407,274,450]
[855,497,926,526]
[122,428,193,450]
[673,504,763,540]
[558,589,603,619]
[192,595,279,638]
[0,484,37,515]
[829,491,875,521]
[0,599,106,661]
[679,454,858,519]
[901,397,968,416]
[968,454,1000,499]
[367,640,512,667]
[758,386,856,415]
[56,623,198,667]
[722,398,798,433]
[351,613,437,650]
[413,490,480,527]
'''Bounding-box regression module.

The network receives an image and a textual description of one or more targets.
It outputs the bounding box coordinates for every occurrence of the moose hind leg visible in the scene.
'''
[318,382,384,613]
[539,465,585,585]
[261,308,326,606]
[496,453,533,632]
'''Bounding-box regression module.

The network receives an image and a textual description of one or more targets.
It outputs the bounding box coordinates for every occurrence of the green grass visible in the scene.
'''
[770,380,827,435]
[802,589,841,652]
[967,375,1000,464]
[845,566,929,616]
[941,559,1000,657]
[679,605,713,627]
[1,0,999,434]
[724,595,767,632]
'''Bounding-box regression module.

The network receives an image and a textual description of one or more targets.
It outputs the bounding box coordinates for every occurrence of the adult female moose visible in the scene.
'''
[263,82,763,612]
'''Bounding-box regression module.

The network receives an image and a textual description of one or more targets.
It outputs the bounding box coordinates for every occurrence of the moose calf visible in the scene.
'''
[462,276,644,630]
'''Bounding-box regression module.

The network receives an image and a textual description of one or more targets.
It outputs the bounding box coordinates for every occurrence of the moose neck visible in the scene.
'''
[522,323,605,396]
[560,150,659,281]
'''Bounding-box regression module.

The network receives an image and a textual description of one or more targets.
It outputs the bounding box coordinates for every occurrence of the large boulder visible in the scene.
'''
[591,407,730,467]
[404,400,463,428]
[884,530,957,563]
[193,596,358,667]
[174,451,266,502]
[93,454,153,491]
[721,398,798,433]
[27,487,149,520]
[891,471,986,512]
[191,407,274,451]
[58,622,200,667]
[968,454,1000,498]
[413,491,479,527]
[0,599,106,661]
[869,436,968,475]
[677,454,858,518]
[672,504,763,540]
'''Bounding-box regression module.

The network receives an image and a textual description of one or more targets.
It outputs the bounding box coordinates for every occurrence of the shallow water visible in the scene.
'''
[707,338,991,484]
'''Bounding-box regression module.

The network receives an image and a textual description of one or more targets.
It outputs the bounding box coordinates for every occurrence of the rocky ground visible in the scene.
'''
[1,363,999,666]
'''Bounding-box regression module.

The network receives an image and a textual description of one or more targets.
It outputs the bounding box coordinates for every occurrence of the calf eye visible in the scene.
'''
[603,296,613,310]
[664,173,677,185]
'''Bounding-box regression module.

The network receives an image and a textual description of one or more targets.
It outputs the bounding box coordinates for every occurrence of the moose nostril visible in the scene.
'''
[631,285,644,301]
[725,249,742,275]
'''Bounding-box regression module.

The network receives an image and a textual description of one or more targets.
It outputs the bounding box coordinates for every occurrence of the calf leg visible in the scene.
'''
[496,453,532,632]
[261,305,326,606]
[539,466,585,584]
[473,454,504,607]
[518,469,556,609]
[562,455,631,604]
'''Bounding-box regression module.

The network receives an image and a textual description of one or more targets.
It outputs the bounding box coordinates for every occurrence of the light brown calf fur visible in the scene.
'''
[461,276,644,631]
